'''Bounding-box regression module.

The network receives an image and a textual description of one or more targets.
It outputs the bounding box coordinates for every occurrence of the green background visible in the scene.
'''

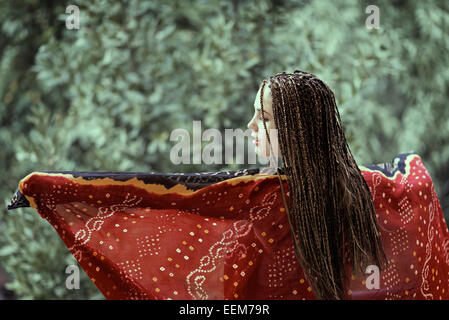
[0,0,448,299]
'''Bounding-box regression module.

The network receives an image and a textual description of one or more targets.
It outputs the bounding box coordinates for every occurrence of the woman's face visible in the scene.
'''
[247,83,281,161]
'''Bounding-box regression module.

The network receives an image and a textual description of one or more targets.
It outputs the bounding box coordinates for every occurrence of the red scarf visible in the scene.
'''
[8,152,449,299]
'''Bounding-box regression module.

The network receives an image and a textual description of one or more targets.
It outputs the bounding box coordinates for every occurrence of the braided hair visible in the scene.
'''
[258,70,387,300]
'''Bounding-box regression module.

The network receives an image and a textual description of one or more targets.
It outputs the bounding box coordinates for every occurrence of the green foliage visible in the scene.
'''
[0,0,448,299]
[0,207,103,299]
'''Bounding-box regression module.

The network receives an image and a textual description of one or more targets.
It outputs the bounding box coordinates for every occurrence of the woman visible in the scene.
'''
[247,70,387,299]
[8,70,449,300]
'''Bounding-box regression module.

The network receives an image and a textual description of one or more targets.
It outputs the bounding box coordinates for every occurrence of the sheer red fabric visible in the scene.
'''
[7,152,449,299]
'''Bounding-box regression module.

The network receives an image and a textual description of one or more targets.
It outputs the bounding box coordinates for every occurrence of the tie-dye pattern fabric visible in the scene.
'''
[7,152,449,300]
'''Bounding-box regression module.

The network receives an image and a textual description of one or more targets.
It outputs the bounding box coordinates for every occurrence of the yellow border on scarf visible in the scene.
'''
[18,153,418,210]
[18,171,287,210]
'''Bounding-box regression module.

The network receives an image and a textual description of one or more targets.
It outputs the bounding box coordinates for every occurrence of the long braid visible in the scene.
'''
[260,79,314,273]
[258,70,387,299]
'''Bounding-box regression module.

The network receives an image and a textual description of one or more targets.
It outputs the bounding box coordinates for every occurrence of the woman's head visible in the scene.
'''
[252,70,387,299]
[247,82,281,161]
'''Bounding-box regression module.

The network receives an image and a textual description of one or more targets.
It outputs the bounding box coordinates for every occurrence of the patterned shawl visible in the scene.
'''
[7,152,449,300]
